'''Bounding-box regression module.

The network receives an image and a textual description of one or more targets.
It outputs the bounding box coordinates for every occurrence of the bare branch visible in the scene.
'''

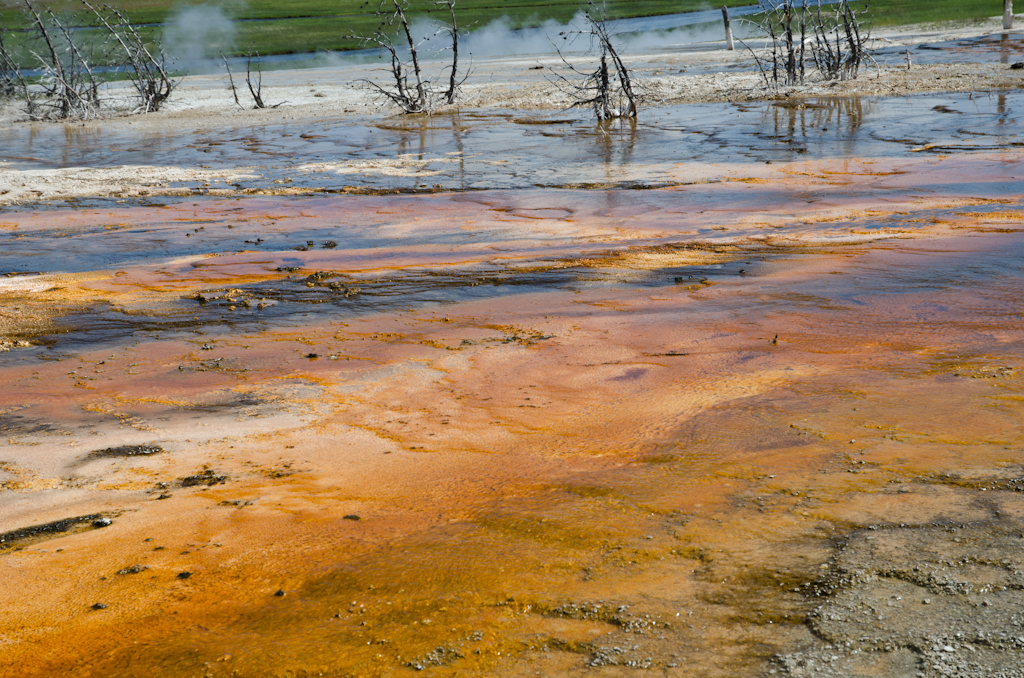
[245,46,266,108]
[222,52,242,108]
[434,0,468,105]
[0,27,32,111]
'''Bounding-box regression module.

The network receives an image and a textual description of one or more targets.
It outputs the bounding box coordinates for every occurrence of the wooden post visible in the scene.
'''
[1005,0,1014,30]
[722,6,734,51]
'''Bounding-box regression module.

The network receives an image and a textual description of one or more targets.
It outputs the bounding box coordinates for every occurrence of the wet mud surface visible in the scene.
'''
[904,32,1024,66]
[1,88,1024,678]
[1,91,1022,202]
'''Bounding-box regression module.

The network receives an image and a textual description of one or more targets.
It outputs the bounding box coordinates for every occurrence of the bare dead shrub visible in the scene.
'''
[1,0,175,120]
[809,0,872,81]
[223,45,278,109]
[739,0,872,90]
[548,2,639,121]
[22,0,104,119]
[433,0,463,105]
[347,0,467,114]
[83,2,177,113]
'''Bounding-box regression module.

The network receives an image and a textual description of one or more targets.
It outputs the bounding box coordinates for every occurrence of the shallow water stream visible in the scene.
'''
[1,91,1021,196]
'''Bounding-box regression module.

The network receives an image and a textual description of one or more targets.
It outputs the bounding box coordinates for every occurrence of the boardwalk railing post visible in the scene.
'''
[1005,0,1014,30]
[722,6,735,50]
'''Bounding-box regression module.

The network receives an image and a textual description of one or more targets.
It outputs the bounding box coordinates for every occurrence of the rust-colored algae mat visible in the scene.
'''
[3,119,1024,676]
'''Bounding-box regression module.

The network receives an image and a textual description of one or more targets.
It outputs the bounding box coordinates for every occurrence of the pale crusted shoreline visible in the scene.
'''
[0,18,1022,207]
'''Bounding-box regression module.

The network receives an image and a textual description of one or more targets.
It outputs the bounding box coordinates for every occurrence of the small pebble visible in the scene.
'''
[91,603,107,610]
[343,514,361,521]
[92,518,112,528]
[274,589,286,597]
[923,598,931,604]
[177,571,192,580]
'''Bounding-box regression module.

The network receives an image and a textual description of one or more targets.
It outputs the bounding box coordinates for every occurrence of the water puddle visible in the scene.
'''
[896,31,1024,65]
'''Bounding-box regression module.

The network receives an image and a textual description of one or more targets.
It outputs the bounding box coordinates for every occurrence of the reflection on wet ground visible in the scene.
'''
[904,31,1024,65]
[1,91,1024,677]
[1,91,1021,197]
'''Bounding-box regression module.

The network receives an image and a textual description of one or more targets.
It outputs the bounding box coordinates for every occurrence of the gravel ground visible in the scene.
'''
[772,480,1024,678]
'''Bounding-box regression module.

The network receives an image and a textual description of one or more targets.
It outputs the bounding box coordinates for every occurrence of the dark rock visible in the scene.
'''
[177,571,192,580]
[407,646,464,670]
[773,516,1024,676]
[274,589,286,597]
[87,444,164,460]
[116,565,145,575]
[92,518,112,528]
[0,514,101,547]
[179,470,227,487]
[91,603,107,610]
[1011,62,1023,70]
[343,514,361,521]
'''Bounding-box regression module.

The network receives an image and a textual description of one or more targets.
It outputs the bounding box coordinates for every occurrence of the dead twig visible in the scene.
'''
[244,46,266,108]
[223,47,280,109]
[0,27,32,110]
[222,52,242,107]
[811,0,872,81]
[434,0,469,105]
[351,0,427,113]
